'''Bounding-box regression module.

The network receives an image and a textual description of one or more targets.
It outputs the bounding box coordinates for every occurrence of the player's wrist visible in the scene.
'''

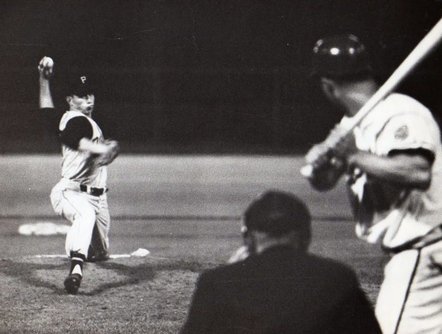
[39,75,51,84]
[346,151,364,172]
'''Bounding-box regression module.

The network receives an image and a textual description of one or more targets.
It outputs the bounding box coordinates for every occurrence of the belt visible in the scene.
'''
[80,184,108,196]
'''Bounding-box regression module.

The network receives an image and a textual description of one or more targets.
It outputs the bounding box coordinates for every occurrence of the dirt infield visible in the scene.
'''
[0,155,386,333]
[0,218,386,334]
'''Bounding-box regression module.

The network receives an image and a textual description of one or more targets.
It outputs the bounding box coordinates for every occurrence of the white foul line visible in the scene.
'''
[29,248,151,259]
[30,254,132,259]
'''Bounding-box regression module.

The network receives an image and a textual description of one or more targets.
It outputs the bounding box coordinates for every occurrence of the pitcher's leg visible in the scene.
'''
[51,186,97,294]
[87,196,111,261]
[60,191,97,257]
[51,186,96,257]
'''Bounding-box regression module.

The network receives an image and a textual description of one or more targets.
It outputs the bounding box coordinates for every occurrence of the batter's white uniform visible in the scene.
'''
[342,93,442,334]
[50,110,110,258]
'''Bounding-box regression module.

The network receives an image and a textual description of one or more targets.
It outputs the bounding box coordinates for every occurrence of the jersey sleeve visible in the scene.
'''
[376,113,439,157]
[60,116,93,150]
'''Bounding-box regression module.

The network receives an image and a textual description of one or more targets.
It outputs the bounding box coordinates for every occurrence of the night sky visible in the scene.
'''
[0,1,441,153]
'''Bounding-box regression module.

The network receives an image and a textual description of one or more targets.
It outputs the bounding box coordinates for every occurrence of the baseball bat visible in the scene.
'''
[301,18,442,178]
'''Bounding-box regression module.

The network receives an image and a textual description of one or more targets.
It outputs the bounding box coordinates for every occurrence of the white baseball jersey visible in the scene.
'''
[341,93,442,249]
[59,110,107,188]
[340,93,442,333]
[49,109,111,258]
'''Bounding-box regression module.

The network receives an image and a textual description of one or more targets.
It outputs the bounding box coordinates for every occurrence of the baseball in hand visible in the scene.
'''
[42,56,54,68]
[38,56,54,78]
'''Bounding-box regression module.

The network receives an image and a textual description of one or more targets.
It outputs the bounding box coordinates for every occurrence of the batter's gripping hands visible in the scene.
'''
[38,56,54,79]
[94,140,120,167]
[303,123,353,176]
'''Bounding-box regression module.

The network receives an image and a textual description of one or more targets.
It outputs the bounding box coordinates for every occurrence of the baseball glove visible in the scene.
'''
[94,140,120,167]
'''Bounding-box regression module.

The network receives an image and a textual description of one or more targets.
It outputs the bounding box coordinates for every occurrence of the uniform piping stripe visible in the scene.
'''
[393,249,421,334]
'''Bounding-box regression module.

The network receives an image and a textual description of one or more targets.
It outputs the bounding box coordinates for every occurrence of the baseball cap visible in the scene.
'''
[65,73,95,97]
[243,191,311,237]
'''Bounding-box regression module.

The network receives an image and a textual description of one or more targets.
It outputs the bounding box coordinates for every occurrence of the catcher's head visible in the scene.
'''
[243,190,311,252]
[311,34,372,80]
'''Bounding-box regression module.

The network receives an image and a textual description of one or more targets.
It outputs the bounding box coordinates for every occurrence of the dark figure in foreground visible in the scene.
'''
[181,190,381,334]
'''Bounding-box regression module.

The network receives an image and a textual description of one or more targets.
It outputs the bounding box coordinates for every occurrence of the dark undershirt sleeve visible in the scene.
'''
[388,148,435,165]
[59,116,93,150]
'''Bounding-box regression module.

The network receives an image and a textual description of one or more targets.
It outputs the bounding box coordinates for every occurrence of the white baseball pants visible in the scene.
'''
[50,179,110,258]
[375,240,442,334]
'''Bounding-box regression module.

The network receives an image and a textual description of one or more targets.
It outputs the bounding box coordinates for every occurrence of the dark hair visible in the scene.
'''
[244,191,311,239]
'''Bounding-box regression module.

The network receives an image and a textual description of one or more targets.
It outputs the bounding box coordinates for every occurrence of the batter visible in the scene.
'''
[305,35,442,333]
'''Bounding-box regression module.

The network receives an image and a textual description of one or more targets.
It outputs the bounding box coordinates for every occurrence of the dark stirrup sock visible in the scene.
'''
[69,251,86,276]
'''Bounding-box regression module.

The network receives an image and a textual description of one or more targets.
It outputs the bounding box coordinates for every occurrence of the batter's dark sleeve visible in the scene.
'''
[389,148,435,165]
[59,116,93,150]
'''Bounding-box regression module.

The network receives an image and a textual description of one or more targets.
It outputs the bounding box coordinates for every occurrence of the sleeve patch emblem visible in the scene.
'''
[394,125,408,140]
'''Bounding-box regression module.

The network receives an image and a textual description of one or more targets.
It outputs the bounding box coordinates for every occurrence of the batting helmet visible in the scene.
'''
[311,34,372,79]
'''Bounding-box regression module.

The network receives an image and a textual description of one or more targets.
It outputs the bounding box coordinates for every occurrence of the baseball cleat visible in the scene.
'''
[64,273,82,295]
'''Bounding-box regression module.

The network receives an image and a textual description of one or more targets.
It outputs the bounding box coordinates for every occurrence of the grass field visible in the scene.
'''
[0,155,387,333]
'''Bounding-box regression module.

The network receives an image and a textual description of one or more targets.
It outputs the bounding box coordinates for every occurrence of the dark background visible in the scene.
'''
[1,0,441,153]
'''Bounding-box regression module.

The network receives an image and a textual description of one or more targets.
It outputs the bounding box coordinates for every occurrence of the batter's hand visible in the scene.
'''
[305,141,332,170]
[326,124,358,160]
[305,123,356,173]
[38,56,54,79]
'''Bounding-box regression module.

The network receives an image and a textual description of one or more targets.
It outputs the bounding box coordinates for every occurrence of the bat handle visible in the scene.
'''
[300,164,314,178]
